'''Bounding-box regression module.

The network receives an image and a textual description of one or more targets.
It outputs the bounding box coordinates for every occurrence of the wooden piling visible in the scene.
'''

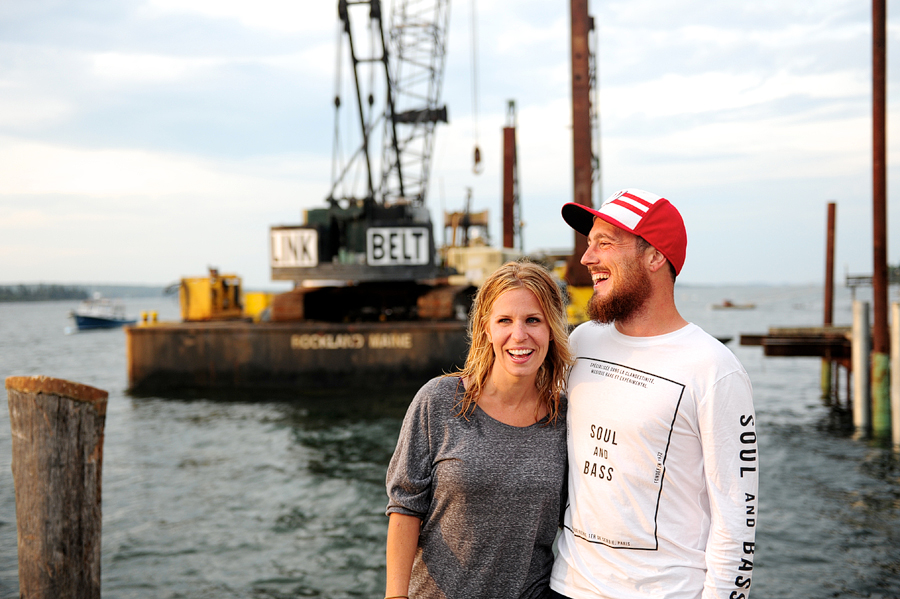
[852,302,872,435]
[872,351,891,438]
[5,375,108,599]
[892,303,900,451]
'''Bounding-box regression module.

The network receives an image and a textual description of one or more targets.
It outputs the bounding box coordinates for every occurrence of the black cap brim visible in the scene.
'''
[561,203,601,237]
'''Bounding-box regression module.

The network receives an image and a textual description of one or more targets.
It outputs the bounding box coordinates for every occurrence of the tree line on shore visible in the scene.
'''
[0,284,89,302]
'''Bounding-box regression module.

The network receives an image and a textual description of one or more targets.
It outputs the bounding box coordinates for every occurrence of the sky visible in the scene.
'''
[2,0,900,289]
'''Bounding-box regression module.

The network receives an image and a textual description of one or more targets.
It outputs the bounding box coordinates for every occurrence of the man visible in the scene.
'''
[550,189,758,599]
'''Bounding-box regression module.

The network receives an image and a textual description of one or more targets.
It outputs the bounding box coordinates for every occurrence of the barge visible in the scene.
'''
[126,319,468,392]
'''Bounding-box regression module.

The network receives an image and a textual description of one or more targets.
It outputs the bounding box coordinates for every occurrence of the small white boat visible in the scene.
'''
[70,295,137,330]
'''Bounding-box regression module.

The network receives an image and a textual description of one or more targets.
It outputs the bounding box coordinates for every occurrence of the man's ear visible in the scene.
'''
[646,247,668,274]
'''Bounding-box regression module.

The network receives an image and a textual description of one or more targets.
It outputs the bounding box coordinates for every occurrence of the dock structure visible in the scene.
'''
[126,320,469,393]
[741,198,899,446]
[740,326,851,360]
[740,326,854,407]
[741,301,900,450]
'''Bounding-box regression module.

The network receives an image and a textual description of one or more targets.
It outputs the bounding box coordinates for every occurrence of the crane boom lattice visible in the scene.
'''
[330,0,449,208]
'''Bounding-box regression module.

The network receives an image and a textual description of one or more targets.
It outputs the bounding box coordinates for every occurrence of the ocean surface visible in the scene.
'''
[1,284,899,598]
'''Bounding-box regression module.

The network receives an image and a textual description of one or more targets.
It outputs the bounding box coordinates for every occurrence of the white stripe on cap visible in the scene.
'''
[615,193,653,211]
[600,189,664,230]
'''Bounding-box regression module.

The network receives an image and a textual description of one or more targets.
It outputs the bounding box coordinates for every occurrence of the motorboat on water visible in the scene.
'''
[710,299,756,310]
[70,295,137,330]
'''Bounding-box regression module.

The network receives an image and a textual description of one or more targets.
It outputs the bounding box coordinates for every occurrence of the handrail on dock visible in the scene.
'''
[845,265,900,289]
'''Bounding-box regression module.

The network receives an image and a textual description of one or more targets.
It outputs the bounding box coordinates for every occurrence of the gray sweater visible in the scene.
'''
[386,376,567,599]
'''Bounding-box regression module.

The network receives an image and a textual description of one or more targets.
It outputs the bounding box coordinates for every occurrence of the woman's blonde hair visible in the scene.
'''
[450,259,573,424]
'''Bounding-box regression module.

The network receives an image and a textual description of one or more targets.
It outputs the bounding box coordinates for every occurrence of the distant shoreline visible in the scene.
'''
[0,284,166,302]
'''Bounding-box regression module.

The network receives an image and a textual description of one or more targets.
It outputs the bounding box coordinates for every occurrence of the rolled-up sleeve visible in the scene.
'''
[386,381,439,518]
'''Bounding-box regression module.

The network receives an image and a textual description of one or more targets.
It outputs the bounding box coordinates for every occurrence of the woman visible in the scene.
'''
[385,260,573,599]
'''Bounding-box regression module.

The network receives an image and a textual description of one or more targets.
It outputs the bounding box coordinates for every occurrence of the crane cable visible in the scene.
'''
[470,0,482,174]
[331,18,344,194]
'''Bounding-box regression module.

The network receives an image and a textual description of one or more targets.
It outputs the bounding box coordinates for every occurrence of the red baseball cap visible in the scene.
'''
[562,188,687,276]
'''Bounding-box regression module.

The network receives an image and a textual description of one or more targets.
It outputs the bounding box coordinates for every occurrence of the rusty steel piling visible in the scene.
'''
[822,202,837,402]
[565,0,594,287]
[871,0,891,439]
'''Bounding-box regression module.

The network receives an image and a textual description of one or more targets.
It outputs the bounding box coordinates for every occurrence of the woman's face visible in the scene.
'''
[487,287,551,385]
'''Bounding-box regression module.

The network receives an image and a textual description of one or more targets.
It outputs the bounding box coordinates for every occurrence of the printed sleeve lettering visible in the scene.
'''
[698,371,758,599]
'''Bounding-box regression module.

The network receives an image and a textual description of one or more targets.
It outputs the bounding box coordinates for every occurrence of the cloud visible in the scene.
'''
[88,45,334,84]
[603,69,867,121]
[0,91,73,128]
[141,0,336,35]
[0,135,329,218]
[90,52,223,83]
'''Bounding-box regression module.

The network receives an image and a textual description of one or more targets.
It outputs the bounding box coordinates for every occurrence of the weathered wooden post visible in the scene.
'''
[892,303,900,451]
[5,376,107,599]
[852,301,872,436]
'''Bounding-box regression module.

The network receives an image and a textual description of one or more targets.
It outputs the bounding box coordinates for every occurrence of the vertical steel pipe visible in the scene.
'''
[565,0,594,286]
[872,0,890,437]
[503,125,516,250]
[824,203,836,327]
[822,202,837,400]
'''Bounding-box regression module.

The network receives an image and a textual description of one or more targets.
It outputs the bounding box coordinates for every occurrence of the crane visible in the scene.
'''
[269,0,468,322]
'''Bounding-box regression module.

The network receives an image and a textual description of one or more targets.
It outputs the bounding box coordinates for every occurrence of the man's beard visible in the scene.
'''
[587,257,652,323]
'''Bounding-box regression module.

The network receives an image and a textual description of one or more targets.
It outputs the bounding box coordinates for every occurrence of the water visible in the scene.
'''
[1,285,899,598]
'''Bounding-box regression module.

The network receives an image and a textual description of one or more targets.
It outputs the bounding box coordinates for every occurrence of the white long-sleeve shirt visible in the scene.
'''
[551,322,758,599]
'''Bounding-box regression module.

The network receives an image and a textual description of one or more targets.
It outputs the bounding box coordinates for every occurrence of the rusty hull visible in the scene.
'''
[126,320,469,392]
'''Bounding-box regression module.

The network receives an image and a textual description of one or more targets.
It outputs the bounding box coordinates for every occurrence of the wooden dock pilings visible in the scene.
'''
[5,375,107,599]
[852,302,872,434]
[892,304,900,450]
[740,300,900,449]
